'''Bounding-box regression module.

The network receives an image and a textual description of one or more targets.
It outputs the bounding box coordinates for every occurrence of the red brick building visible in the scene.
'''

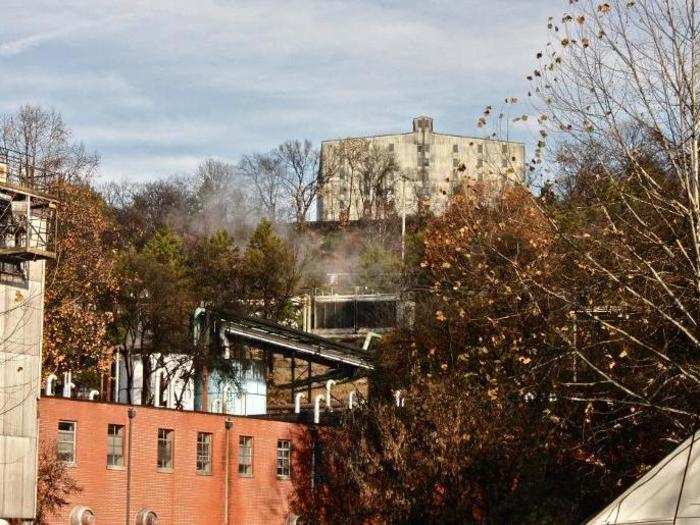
[38,397,308,525]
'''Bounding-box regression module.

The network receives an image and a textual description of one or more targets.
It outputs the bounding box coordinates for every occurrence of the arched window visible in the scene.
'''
[136,508,158,525]
[70,505,95,525]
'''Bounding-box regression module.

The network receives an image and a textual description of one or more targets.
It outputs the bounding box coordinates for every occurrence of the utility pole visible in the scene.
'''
[401,175,406,263]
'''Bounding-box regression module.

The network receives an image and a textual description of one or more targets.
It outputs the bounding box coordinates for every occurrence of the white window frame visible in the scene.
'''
[196,432,212,475]
[58,420,76,465]
[107,423,125,468]
[276,439,291,479]
[238,435,253,477]
[157,428,174,471]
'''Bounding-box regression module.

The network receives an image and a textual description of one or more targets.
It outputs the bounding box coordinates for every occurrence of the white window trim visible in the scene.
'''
[58,420,77,466]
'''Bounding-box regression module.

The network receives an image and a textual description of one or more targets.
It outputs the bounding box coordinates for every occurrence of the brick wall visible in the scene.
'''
[38,397,308,525]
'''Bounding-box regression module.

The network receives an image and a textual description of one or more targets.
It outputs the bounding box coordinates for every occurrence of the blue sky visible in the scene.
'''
[0,0,558,182]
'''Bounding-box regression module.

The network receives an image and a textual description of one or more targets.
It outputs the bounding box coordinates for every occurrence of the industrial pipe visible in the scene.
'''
[295,392,305,414]
[394,390,403,407]
[314,394,324,424]
[125,408,136,525]
[222,384,231,414]
[224,419,232,525]
[348,391,356,410]
[45,374,57,396]
[325,379,336,412]
[62,371,75,398]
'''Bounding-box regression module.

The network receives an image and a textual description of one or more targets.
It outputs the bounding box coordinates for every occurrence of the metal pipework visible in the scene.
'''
[325,379,336,412]
[314,394,324,424]
[62,371,75,398]
[45,373,57,396]
[295,392,305,414]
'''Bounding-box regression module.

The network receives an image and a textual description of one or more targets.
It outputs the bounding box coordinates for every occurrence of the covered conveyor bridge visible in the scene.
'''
[218,312,374,371]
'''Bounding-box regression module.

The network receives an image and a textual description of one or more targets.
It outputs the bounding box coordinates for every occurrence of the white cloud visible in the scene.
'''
[0,0,558,181]
[0,12,139,56]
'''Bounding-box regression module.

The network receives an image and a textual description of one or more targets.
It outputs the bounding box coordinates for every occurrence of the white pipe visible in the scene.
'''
[348,391,356,410]
[295,392,305,414]
[362,331,381,350]
[62,372,75,398]
[222,384,231,414]
[314,394,324,424]
[325,379,336,412]
[88,389,99,400]
[394,390,402,407]
[153,370,162,407]
[114,353,120,402]
[45,374,57,396]
[221,332,231,360]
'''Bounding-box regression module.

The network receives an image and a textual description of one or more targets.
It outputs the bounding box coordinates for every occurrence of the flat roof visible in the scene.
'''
[321,131,525,146]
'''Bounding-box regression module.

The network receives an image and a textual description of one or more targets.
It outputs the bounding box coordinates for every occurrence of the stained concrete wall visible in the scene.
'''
[0,259,45,519]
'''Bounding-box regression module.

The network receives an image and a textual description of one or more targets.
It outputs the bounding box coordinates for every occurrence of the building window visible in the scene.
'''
[477,159,484,169]
[277,439,291,478]
[422,158,430,167]
[502,158,508,168]
[58,421,76,464]
[388,143,394,152]
[107,424,125,467]
[157,428,174,470]
[239,436,253,476]
[501,143,508,154]
[477,144,484,154]
[452,144,458,153]
[452,158,459,168]
[196,432,212,475]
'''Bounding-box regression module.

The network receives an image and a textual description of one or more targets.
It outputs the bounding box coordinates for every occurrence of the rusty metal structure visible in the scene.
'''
[0,149,58,265]
[0,148,58,521]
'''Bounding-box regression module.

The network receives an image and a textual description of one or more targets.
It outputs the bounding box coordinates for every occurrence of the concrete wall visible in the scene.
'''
[38,397,306,525]
[0,259,45,519]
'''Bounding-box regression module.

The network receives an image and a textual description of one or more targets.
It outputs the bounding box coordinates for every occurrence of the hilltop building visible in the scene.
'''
[317,116,526,221]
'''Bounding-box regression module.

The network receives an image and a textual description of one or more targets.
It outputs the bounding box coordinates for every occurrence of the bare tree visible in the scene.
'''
[238,152,286,222]
[0,104,99,182]
[488,0,700,428]
[320,138,400,221]
[273,139,319,224]
[193,158,257,236]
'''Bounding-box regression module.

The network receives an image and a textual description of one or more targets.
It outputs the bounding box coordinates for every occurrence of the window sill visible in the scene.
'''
[277,475,291,481]
[238,473,254,478]
[106,465,126,471]
[157,467,174,474]
[196,471,213,476]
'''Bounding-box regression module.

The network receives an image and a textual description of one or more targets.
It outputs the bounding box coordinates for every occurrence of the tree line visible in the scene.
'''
[291,1,700,523]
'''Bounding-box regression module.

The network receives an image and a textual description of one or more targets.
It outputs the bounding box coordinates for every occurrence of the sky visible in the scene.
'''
[0,0,559,182]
